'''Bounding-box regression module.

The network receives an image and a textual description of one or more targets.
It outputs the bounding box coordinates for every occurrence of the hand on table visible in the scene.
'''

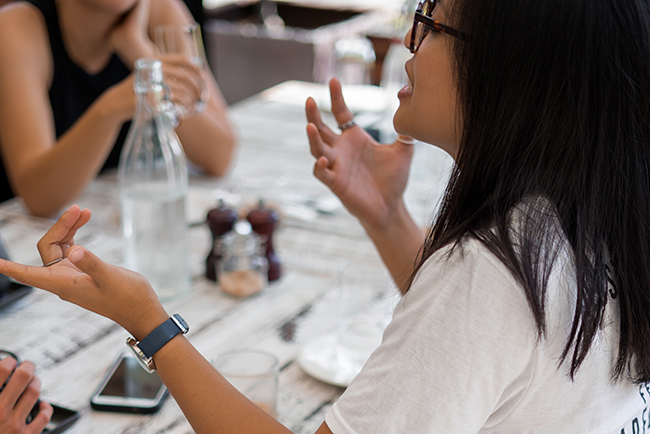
[306,78,414,232]
[0,357,52,434]
[0,205,168,340]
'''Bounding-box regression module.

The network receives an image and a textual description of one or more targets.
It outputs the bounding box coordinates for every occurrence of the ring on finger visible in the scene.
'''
[338,118,357,131]
[42,257,64,267]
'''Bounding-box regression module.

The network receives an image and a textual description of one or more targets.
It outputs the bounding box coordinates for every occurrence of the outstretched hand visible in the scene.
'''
[0,205,168,340]
[306,78,414,232]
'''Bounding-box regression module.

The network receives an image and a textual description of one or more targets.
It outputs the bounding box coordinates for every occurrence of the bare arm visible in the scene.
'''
[174,71,236,176]
[0,206,324,434]
[362,203,425,292]
[0,4,136,217]
[0,0,234,217]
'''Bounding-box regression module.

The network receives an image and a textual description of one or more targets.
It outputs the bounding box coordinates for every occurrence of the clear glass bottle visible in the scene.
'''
[217,221,268,298]
[118,58,189,301]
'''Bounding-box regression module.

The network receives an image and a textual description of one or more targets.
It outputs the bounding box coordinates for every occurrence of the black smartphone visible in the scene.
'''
[90,352,168,414]
[42,404,80,434]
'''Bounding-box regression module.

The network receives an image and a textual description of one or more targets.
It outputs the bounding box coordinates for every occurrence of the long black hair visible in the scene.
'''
[410,0,650,383]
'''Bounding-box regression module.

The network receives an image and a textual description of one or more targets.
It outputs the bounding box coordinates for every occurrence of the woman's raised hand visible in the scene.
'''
[108,0,154,66]
[306,78,414,232]
[0,205,168,341]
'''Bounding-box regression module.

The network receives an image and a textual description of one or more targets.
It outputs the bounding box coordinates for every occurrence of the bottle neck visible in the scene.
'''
[134,87,166,114]
[133,58,167,113]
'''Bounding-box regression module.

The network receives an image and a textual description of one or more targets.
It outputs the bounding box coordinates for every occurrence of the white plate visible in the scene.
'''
[297,330,382,388]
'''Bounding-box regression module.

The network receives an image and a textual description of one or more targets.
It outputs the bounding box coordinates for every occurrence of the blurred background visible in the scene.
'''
[0,0,410,105]
[196,0,409,104]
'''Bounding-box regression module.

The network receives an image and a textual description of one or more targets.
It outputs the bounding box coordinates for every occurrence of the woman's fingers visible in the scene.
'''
[161,59,206,117]
[0,358,52,434]
[306,123,335,162]
[161,56,203,94]
[0,361,34,410]
[0,259,76,296]
[62,207,91,257]
[36,205,91,264]
[12,374,40,420]
[36,204,81,254]
[312,156,336,188]
[329,78,356,129]
[66,246,115,289]
[305,97,337,144]
[0,356,17,391]
[27,401,53,434]
[164,64,202,97]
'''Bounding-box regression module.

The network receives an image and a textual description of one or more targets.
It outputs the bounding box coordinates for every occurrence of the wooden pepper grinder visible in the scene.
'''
[246,199,281,281]
[205,200,238,282]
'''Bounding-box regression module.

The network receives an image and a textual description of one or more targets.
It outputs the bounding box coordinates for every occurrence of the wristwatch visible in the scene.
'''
[127,314,189,373]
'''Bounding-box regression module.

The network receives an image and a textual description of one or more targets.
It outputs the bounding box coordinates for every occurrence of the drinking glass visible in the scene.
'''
[154,23,209,116]
[213,350,279,418]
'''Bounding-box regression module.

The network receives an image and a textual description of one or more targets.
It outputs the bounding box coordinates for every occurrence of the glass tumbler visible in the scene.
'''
[154,23,209,115]
[214,350,279,418]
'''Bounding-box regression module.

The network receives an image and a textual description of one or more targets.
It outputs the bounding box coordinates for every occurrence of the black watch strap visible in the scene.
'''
[138,314,189,358]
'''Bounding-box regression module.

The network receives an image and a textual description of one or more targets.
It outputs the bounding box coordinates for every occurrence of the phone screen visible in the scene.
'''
[98,356,164,399]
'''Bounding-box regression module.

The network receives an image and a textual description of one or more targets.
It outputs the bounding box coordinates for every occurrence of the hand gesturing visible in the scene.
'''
[0,205,167,340]
[306,78,414,232]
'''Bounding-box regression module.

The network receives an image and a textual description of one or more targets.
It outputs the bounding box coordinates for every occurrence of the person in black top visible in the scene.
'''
[0,0,236,216]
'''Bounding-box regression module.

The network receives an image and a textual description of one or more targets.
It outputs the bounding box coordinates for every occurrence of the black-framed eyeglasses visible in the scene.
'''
[409,0,466,53]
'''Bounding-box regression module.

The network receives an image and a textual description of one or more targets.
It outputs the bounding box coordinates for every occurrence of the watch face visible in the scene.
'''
[127,339,155,373]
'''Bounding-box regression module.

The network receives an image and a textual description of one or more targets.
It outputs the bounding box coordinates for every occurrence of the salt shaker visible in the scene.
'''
[205,199,237,281]
[218,221,268,297]
[246,200,281,281]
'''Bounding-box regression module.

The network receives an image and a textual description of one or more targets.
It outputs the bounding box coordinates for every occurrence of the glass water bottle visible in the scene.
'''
[118,58,189,301]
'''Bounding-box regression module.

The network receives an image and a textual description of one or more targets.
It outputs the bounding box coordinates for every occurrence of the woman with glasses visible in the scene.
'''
[0,0,649,432]
[0,0,235,217]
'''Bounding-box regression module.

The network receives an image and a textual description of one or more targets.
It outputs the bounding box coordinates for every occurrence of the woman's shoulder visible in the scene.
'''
[0,2,51,75]
[0,2,46,33]
[415,237,522,291]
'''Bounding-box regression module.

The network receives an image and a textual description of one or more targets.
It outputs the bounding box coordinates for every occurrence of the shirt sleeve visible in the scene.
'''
[325,242,539,434]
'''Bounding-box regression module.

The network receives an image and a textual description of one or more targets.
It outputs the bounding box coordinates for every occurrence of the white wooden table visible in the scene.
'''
[0,81,453,433]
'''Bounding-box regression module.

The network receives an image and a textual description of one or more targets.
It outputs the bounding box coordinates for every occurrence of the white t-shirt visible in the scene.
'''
[325,239,648,433]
